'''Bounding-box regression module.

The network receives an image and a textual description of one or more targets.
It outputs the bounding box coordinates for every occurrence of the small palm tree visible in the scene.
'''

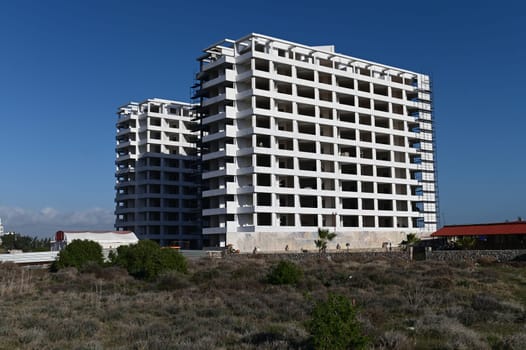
[455,236,476,250]
[400,233,420,251]
[315,228,337,253]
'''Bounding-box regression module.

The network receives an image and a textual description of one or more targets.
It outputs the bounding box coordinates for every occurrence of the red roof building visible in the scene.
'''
[431,221,526,250]
[431,221,526,237]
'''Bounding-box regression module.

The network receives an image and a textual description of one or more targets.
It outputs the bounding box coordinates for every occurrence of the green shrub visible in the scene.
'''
[455,236,477,250]
[307,293,368,350]
[114,240,187,280]
[266,260,303,285]
[53,240,104,270]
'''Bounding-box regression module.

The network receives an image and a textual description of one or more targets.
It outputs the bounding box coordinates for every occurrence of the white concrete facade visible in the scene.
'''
[114,99,201,248]
[195,34,438,251]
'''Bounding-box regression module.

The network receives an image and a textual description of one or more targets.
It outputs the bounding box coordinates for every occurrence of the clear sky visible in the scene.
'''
[0,0,525,237]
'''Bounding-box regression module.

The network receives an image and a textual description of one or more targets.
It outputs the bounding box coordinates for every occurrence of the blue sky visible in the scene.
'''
[0,0,524,236]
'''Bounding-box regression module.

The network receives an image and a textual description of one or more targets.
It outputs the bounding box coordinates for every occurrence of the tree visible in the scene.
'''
[54,239,104,270]
[307,293,368,350]
[114,240,187,280]
[400,233,420,250]
[266,260,303,285]
[314,228,337,253]
[0,234,50,252]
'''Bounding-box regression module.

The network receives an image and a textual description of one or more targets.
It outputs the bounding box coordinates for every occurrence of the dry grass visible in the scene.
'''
[0,257,525,349]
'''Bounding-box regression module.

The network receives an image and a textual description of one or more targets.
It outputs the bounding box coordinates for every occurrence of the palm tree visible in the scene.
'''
[315,228,337,253]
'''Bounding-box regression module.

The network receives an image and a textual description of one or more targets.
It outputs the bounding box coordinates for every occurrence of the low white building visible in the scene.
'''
[51,230,139,251]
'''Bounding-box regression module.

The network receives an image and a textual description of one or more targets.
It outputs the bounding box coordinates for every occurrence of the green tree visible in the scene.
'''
[314,228,337,253]
[266,260,303,285]
[400,233,420,250]
[0,234,50,252]
[114,240,187,280]
[307,293,368,350]
[54,239,104,270]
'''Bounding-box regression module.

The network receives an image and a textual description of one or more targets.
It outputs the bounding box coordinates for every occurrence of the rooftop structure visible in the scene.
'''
[194,33,438,251]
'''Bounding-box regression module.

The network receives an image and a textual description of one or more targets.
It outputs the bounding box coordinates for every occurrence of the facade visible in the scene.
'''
[114,99,201,248]
[194,33,438,251]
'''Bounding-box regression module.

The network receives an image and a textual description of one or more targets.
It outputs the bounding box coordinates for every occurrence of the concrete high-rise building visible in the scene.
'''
[114,99,201,248]
[194,33,438,251]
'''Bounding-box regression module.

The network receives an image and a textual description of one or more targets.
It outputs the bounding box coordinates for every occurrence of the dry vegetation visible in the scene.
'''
[0,255,525,349]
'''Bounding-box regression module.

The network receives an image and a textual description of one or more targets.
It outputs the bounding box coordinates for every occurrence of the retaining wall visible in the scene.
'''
[225,250,410,262]
[425,249,526,262]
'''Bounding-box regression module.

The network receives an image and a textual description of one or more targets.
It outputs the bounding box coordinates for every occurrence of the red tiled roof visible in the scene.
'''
[431,221,526,237]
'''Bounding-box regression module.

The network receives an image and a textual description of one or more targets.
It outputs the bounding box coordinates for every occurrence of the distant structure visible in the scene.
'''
[51,230,139,251]
[114,99,201,248]
[194,33,438,251]
[0,218,4,236]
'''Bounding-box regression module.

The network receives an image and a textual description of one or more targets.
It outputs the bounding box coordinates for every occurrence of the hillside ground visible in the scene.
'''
[0,254,525,349]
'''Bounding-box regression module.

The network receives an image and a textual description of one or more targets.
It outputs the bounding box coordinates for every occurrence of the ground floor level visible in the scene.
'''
[205,230,427,253]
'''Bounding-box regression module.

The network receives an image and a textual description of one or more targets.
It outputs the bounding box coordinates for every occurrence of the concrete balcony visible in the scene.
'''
[202,168,226,179]
[202,125,237,144]
[202,187,227,198]
[203,207,227,216]
[115,167,135,175]
[115,193,136,200]
[202,87,235,107]
[201,55,227,72]
[236,70,252,82]
[115,207,135,214]
[115,153,133,162]
[201,111,226,126]
[202,144,237,161]
[202,69,235,90]
[203,226,226,235]
[236,107,254,119]
[236,88,253,101]
[116,128,132,137]
[116,140,137,149]
[237,185,254,194]
[234,204,254,214]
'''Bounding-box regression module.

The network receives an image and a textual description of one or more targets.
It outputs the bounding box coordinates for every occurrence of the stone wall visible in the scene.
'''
[425,249,526,262]
[225,250,410,263]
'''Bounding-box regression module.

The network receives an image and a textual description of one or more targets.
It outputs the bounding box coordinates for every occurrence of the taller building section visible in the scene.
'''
[115,99,201,248]
[195,34,438,251]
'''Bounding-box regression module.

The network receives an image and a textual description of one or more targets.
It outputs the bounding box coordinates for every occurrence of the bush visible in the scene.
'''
[114,240,187,280]
[266,260,303,285]
[53,240,104,270]
[157,271,191,290]
[307,293,368,350]
[477,256,498,266]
